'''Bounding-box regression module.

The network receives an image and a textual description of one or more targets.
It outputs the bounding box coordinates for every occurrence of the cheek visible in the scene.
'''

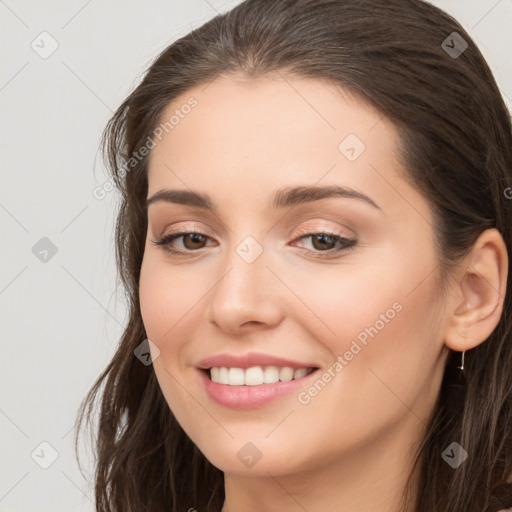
[138,256,207,425]
[289,275,443,460]
[284,257,415,357]
[139,255,204,346]
[294,250,444,407]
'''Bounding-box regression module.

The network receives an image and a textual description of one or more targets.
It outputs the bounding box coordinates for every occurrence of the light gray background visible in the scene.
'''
[1,1,511,510]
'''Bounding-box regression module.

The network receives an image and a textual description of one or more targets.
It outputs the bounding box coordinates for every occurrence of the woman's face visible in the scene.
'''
[139,74,451,476]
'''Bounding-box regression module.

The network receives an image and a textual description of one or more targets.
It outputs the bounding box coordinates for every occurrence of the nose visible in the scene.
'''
[205,241,285,334]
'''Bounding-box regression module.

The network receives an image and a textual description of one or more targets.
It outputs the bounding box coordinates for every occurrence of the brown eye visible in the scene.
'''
[152,231,214,255]
[292,231,357,258]
[182,233,208,250]
[310,233,338,251]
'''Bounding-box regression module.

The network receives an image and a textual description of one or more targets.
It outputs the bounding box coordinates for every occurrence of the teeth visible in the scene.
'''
[209,366,314,385]
[263,365,279,384]
[279,367,294,382]
[219,367,229,384]
[293,368,308,379]
[245,366,264,386]
[228,368,245,385]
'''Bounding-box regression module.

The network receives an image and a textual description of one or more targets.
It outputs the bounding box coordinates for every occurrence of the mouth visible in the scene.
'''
[198,364,320,408]
[203,365,318,386]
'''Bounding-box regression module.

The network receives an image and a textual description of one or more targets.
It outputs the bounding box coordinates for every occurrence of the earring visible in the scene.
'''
[457,350,465,371]
[456,302,470,371]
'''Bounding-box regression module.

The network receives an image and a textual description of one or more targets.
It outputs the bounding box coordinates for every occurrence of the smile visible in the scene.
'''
[196,352,320,407]
[209,366,315,385]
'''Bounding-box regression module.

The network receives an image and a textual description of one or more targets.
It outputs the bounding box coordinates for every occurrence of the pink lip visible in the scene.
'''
[196,352,317,370]
[198,368,318,409]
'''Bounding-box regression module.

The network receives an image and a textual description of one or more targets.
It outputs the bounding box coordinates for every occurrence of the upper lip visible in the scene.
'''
[196,352,318,370]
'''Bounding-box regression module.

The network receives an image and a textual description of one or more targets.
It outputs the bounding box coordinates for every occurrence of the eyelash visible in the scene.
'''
[151,229,357,258]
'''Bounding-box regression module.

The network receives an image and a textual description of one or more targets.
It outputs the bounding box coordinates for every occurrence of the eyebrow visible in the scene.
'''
[146,185,381,211]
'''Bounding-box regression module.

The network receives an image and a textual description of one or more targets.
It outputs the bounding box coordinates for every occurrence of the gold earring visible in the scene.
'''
[457,350,465,371]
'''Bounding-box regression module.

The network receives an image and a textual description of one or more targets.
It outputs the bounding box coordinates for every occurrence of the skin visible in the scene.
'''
[139,73,508,512]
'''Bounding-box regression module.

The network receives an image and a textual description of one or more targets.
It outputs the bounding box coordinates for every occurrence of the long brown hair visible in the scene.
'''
[75,1,512,510]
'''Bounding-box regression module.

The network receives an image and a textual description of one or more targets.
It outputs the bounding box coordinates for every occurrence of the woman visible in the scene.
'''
[76,0,512,510]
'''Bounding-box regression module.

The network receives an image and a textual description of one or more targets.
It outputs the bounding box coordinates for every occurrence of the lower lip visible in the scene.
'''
[198,369,318,408]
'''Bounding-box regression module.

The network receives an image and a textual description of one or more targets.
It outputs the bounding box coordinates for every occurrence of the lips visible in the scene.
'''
[196,352,318,370]
[196,352,320,408]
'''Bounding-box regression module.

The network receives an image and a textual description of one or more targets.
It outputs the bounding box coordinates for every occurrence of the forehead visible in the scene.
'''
[150,73,397,166]
[146,73,425,221]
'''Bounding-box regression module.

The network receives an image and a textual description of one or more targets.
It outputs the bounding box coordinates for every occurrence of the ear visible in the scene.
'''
[443,228,508,352]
